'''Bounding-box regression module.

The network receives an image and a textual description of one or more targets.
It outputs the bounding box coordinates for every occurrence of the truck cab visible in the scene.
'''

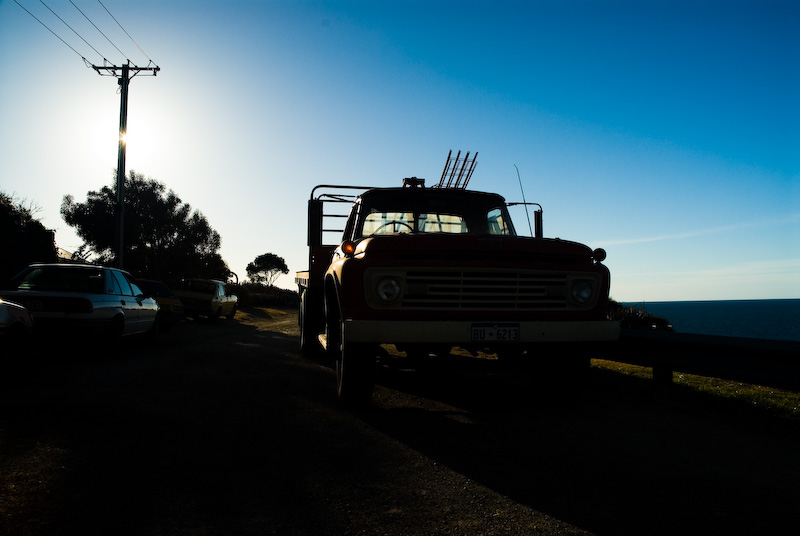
[296,177,618,406]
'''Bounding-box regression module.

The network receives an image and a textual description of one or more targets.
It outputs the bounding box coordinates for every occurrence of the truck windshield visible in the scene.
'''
[362,210,467,236]
[360,207,511,237]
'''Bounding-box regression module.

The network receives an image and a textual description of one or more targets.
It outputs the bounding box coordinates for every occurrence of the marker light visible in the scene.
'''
[593,248,607,263]
[341,241,356,257]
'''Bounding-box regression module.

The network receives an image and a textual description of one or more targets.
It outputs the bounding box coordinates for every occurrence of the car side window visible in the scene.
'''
[111,270,134,296]
[107,271,122,295]
[125,274,144,297]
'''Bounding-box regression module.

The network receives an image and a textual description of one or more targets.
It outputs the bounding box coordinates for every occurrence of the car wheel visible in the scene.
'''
[226,304,237,320]
[107,316,124,341]
[147,313,160,342]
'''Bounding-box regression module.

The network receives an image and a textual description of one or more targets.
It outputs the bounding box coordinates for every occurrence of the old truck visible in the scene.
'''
[296,156,618,406]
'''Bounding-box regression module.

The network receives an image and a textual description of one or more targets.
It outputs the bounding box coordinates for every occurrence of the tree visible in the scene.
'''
[246,253,289,286]
[0,191,58,286]
[60,170,229,282]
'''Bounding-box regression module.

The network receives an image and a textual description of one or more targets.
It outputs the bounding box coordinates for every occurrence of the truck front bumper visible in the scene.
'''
[344,319,620,344]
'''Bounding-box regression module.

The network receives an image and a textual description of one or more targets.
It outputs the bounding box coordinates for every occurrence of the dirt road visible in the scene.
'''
[2,307,799,535]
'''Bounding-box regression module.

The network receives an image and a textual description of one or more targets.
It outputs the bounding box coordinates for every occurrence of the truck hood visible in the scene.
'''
[354,234,603,268]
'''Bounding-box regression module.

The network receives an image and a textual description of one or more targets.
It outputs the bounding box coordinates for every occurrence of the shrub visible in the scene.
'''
[608,299,673,331]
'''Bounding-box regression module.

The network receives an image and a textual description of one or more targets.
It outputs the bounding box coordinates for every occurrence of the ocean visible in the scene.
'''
[622,299,800,342]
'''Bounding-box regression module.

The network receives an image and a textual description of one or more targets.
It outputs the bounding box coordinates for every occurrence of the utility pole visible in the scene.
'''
[92,60,159,269]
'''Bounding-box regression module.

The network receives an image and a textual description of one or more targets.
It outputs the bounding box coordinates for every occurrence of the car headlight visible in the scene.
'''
[570,280,594,304]
[375,277,402,303]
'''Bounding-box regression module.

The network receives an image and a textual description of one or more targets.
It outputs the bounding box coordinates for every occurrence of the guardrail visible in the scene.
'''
[595,330,800,391]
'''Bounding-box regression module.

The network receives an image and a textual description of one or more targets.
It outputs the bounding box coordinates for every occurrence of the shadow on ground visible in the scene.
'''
[364,354,800,536]
[2,311,798,535]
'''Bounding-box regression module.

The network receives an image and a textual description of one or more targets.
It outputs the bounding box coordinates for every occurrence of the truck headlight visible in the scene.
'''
[376,277,402,303]
[570,280,593,304]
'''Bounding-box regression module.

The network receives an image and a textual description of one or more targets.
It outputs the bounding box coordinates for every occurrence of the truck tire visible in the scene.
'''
[299,290,318,358]
[335,337,375,408]
[528,345,591,398]
[326,297,375,407]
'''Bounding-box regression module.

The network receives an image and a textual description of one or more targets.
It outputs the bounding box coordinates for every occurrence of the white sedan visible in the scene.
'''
[0,264,160,339]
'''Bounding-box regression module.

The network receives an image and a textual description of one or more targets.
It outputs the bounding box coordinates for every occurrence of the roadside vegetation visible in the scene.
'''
[0,191,58,286]
[608,299,673,331]
[604,299,799,419]
[61,170,229,282]
[229,282,298,308]
[593,358,800,420]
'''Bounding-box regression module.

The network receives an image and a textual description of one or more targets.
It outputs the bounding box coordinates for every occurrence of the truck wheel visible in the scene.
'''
[528,346,591,399]
[325,290,375,407]
[327,307,374,407]
[335,338,375,409]
[299,290,318,358]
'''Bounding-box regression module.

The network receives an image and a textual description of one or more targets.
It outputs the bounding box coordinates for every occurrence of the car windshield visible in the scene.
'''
[139,280,176,298]
[14,266,105,294]
[176,280,216,294]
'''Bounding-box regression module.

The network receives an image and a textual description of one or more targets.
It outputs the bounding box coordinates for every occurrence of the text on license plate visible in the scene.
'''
[471,323,520,342]
[24,300,43,311]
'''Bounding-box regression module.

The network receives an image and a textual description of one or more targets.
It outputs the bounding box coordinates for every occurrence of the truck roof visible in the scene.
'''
[357,186,507,207]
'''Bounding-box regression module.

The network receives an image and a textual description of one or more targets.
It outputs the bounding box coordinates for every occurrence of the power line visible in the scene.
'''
[15,0,158,69]
[13,0,89,64]
[69,0,128,61]
[38,0,108,63]
[98,0,155,64]
[15,0,161,270]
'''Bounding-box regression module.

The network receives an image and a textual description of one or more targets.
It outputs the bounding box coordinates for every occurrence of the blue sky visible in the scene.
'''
[1,0,798,301]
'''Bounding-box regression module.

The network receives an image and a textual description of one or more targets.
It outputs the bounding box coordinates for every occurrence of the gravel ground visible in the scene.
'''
[1,307,799,535]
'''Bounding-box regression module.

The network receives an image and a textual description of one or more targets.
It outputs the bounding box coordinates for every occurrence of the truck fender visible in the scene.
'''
[324,273,343,323]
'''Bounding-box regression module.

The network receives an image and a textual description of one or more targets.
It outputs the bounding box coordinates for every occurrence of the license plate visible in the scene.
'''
[24,300,43,311]
[471,323,520,342]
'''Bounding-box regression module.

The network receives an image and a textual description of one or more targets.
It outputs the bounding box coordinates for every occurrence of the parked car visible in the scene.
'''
[138,279,184,332]
[0,298,34,340]
[173,278,237,321]
[0,264,159,339]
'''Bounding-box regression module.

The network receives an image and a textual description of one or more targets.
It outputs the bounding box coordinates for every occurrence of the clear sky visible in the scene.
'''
[1,0,798,301]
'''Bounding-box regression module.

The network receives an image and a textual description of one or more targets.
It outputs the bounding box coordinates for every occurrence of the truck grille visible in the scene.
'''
[401,269,569,310]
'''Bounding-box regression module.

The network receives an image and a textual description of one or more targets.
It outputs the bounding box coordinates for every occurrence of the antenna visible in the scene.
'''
[514,165,534,237]
[437,150,478,189]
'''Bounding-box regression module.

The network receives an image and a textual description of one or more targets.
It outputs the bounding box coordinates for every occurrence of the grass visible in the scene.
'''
[592,358,800,420]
